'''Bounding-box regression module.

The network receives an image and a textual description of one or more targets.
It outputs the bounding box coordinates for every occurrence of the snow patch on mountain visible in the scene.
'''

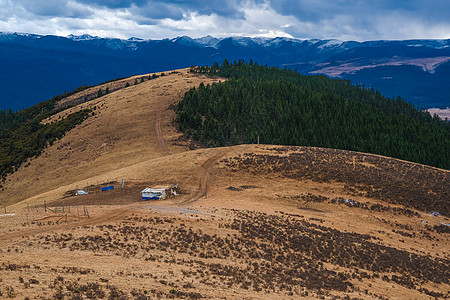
[194,35,220,48]
[317,39,344,49]
[67,34,99,41]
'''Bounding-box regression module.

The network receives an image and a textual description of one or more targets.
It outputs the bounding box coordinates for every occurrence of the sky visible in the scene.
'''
[0,0,449,41]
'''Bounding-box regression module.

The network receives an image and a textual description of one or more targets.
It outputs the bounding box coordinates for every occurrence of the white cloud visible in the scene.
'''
[0,0,449,40]
[159,12,220,35]
[372,14,450,40]
[154,1,298,38]
[237,1,297,38]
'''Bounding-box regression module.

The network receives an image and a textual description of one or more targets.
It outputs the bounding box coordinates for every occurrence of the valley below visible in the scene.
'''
[0,69,448,299]
[428,107,450,120]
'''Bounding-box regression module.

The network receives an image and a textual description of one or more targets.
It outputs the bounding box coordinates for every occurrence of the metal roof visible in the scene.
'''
[141,187,166,193]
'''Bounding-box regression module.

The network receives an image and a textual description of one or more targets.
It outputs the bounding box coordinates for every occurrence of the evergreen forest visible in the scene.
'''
[0,88,92,186]
[176,60,450,169]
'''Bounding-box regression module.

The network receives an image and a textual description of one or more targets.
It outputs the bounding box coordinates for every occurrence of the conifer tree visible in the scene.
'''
[176,61,450,170]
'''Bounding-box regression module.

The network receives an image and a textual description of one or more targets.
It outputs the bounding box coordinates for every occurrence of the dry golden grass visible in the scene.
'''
[0,69,448,299]
[1,69,224,208]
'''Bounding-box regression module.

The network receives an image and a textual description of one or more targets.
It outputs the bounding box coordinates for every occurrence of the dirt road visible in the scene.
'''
[155,106,169,154]
[179,149,230,205]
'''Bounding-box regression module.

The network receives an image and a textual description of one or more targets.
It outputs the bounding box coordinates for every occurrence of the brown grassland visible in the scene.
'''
[0,69,448,299]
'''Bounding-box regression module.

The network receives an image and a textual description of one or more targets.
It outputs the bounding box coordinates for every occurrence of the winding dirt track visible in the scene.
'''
[178,149,229,205]
[155,106,169,154]
[152,91,229,206]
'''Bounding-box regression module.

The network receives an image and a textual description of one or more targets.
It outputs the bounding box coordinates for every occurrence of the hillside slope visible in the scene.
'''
[0,69,222,206]
[0,69,448,299]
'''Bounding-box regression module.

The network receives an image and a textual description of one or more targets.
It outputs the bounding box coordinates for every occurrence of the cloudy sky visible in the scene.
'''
[0,0,449,41]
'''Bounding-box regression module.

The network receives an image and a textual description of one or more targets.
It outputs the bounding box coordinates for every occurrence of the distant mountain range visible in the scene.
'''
[1,32,449,110]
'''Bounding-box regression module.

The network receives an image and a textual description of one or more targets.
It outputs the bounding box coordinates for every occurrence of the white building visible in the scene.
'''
[141,184,179,200]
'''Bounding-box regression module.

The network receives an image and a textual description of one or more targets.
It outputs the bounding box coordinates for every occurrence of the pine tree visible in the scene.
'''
[175,61,450,170]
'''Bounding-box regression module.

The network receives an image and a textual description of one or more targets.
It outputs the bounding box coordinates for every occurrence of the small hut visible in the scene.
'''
[141,184,180,200]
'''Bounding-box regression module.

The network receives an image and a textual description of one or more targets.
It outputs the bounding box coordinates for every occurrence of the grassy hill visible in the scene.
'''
[0,69,222,206]
[0,72,172,186]
[0,67,448,299]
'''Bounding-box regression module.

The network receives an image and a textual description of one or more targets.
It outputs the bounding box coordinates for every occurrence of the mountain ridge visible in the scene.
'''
[1,32,449,110]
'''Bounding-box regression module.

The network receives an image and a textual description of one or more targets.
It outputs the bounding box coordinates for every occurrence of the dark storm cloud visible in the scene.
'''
[269,0,450,26]
[134,2,184,20]
[76,0,148,9]
[134,0,248,20]
[163,0,246,18]
[3,0,92,18]
[74,0,247,19]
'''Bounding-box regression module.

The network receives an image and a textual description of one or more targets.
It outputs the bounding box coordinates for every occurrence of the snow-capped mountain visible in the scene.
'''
[0,32,449,110]
[67,34,99,41]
